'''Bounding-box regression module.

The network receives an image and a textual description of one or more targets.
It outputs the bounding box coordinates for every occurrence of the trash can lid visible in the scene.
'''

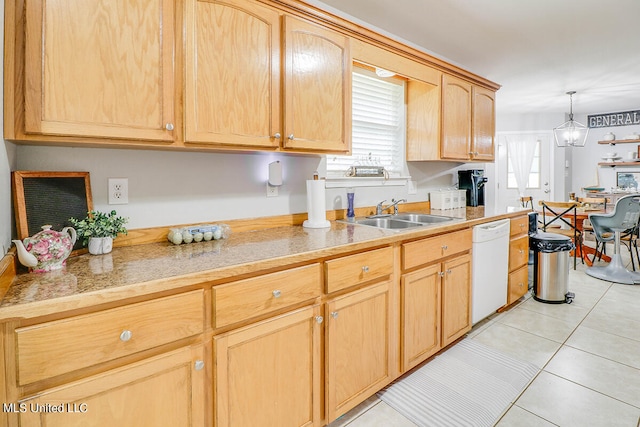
[530,232,575,252]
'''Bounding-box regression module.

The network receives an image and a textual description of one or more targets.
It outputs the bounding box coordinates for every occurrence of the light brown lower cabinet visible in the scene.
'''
[17,345,206,427]
[507,214,530,305]
[214,305,323,427]
[441,254,472,347]
[401,253,472,371]
[401,264,441,370]
[325,280,394,423]
[400,229,472,372]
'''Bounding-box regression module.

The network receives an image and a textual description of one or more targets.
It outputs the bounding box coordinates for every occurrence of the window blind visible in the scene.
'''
[327,70,405,175]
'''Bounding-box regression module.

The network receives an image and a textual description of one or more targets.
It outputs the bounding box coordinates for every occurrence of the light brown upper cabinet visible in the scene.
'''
[20,0,176,142]
[441,74,473,160]
[185,0,351,153]
[471,86,496,161]
[441,74,496,162]
[184,0,280,149]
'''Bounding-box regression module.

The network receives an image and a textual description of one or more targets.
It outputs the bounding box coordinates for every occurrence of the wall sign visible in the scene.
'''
[587,110,640,128]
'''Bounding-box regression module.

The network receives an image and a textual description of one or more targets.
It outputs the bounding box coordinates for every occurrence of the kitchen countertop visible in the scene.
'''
[0,207,529,319]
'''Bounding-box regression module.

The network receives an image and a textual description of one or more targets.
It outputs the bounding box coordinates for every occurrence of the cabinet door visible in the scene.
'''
[24,0,175,141]
[214,305,322,427]
[406,79,441,161]
[441,74,472,160]
[508,264,529,304]
[509,235,529,272]
[282,16,351,153]
[441,254,472,347]
[18,346,206,427]
[471,86,496,161]
[326,281,393,423]
[401,264,441,371]
[184,0,280,148]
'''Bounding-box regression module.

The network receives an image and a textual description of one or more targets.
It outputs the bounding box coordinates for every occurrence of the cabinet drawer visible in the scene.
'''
[510,215,529,237]
[16,290,204,385]
[509,235,529,272]
[325,247,393,293]
[402,228,472,271]
[213,264,322,328]
[508,265,529,304]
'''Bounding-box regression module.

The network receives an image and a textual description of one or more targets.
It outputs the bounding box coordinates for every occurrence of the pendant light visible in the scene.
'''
[553,91,589,147]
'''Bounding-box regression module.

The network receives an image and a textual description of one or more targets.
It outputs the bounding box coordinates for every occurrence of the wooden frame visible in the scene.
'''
[617,171,640,190]
[11,171,93,247]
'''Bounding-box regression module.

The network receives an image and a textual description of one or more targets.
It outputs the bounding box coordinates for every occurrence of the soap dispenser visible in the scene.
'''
[347,188,355,221]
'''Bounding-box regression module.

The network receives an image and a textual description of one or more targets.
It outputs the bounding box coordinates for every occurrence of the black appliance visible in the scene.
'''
[458,170,487,207]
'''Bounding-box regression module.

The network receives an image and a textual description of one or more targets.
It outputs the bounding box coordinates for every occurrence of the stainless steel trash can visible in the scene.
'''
[530,232,575,304]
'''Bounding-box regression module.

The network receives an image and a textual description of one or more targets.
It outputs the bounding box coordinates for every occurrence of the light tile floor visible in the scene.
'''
[330,249,640,427]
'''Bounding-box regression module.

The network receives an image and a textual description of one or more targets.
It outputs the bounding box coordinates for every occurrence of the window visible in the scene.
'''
[507,139,541,189]
[326,67,406,177]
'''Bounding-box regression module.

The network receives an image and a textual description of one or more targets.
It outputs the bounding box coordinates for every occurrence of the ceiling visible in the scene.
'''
[310,0,640,116]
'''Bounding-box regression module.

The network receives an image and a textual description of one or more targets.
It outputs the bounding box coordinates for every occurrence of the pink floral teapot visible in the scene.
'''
[13,225,77,273]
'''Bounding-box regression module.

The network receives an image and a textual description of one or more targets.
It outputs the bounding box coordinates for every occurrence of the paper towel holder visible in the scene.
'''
[268,161,282,186]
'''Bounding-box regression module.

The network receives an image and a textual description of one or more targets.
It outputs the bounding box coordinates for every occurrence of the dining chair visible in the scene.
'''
[520,196,534,210]
[586,195,640,284]
[590,214,640,270]
[539,200,583,269]
[578,196,608,252]
[576,196,608,211]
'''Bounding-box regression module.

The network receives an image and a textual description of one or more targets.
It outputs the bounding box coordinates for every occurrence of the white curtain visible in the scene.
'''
[506,135,537,197]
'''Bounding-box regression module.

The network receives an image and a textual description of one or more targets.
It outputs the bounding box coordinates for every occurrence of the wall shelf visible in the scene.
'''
[598,161,640,167]
[597,139,640,145]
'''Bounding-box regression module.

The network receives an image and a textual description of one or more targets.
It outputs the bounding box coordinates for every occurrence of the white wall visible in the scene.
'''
[571,117,640,194]
[12,145,470,232]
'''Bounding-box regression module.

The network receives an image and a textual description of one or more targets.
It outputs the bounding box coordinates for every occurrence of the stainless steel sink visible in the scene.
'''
[355,218,424,229]
[393,213,455,224]
[339,212,459,231]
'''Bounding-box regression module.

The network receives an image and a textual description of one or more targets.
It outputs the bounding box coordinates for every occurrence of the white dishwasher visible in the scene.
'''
[472,219,511,324]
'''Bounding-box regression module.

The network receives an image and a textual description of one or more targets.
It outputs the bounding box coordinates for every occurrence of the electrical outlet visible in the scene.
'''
[266,182,279,197]
[108,178,129,204]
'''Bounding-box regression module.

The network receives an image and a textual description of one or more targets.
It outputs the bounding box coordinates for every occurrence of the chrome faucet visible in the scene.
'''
[376,198,407,215]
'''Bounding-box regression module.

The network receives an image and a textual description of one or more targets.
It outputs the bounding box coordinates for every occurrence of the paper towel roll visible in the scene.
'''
[303,180,330,228]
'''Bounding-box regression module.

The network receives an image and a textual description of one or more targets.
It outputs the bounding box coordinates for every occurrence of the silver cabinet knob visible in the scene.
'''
[273,132,281,139]
[362,266,369,273]
[165,123,174,131]
[442,245,448,250]
[330,311,339,319]
[446,269,452,274]
[438,271,445,277]
[288,134,295,140]
[272,290,281,298]
[315,315,324,324]
[519,249,525,254]
[194,360,205,371]
[120,330,132,342]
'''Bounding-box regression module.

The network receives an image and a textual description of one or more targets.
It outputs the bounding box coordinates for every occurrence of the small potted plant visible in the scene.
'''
[69,210,128,255]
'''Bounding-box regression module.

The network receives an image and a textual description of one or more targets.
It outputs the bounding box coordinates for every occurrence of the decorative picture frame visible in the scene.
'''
[12,171,93,251]
[616,171,640,190]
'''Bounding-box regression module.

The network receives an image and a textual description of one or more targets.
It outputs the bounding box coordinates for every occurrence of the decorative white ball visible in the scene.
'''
[193,232,204,242]
[203,231,213,241]
[182,231,193,244]
[213,228,223,240]
[171,233,183,245]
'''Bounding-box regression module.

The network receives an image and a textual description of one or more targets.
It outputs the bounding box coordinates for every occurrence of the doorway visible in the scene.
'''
[495,131,554,211]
